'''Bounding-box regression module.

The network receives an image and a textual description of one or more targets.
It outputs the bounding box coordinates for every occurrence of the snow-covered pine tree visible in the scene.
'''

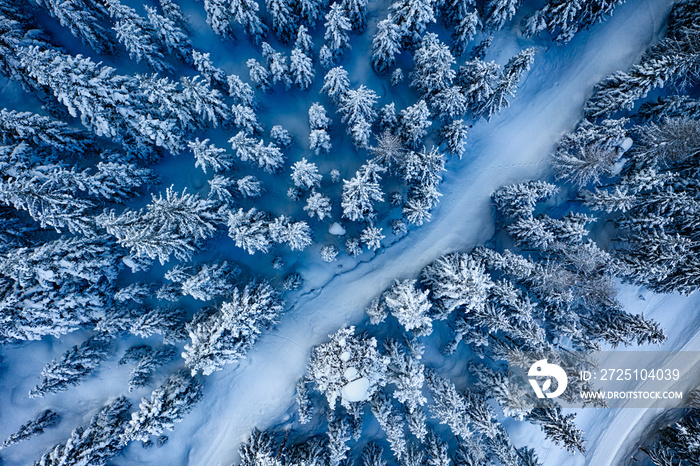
[136,73,196,133]
[295,25,314,56]
[527,401,586,454]
[425,370,472,438]
[229,131,285,173]
[370,392,408,460]
[37,397,131,466]
[159,0,188,28]
[361,442,387,466]
[236,175,263,198]
[368,131,404,173]
[458,57,501,115]
[552,118,627,187]
[309,103,332,132]
[390,68,404,85]
[523,0,625,44]
[99,186,221,264]
[475,47,536,120]
[2,410,59,449]
[227,207,272,254]
[451,11,479,56]
[291,158,322,190]
[491,180,558,219]
[639,400,700,465]
[266,0,298,43]
[440,119,469,158]
[322,66,351,103]
[98,306,187,343]
[227,74,256,106]
[202,0,234,37]
[340,85,378,129]
[231,104,263,134]
[291,48,315,90]
[306,326,389,408]
[207,175,236,205]
[421,252,493,319]
[105,0,170,72]
[120,369,202,443]
[410,33,456,97]
[33,0,115,54]
[295,377,313,424]
[118,344,177,391]
[20,47,181,152]
[372,19,401,73]
[263,43,293,89]
[0,235,122,287]
[239,429,283,466]
[361,225,385,250]
[268,215,314,251]
[231,0,267,43]
[384,279,433,335]
[146,3,192,63]
[389,0,437,50]
[179,75,230,128]
[430,86,468,121]
[397,100,432,148]
[183,281,283,375]
[321,244,339,262]
[188,138,233,173]
[0,277,109,342]
[305,191,333,220]
[322,3,352,67]
[377,104,397,133]
[295,0,325,27]
[483,0,519,32]
[636,95,700,121]
[365,295,389,324]
[165,261,241,301]
[402,442,426,465]
[246,58,272,91]
[30,335,114,398]
[391,218,408,236]
[341,162,385,221]
[0,170,95,235]
[192,51,228,90]
[584,27,700,118]
[425,430,451,466]
[327,414,351,466]
[271,125,292,147]
[384,339,427,413]
[346,236,363,256]
[342,0,368,31]
[0,109,93,154]
[283,272,304,290]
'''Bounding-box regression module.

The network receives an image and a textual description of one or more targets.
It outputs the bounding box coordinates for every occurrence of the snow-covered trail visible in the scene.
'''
[118,0,677,464]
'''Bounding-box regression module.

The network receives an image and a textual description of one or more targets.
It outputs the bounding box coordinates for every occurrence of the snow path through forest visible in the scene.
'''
[118,0,682,464]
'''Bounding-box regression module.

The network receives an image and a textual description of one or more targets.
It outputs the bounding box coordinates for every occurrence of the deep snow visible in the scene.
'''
[98,0,688,464]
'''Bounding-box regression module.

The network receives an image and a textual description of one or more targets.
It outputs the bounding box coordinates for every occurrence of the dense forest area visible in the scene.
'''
[0,0,697,464]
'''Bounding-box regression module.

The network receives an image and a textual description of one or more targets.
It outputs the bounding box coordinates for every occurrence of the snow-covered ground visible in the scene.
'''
[104,0,688,464]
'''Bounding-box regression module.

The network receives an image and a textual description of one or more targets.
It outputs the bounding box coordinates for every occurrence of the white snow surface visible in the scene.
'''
[619,137,634,152]
[344,366,359,380]
[100,0,689,465]
[328,222,347,236]
[340,377,371,403]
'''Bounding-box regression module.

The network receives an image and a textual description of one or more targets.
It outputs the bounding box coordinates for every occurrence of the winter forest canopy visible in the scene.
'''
[0,0,698,465]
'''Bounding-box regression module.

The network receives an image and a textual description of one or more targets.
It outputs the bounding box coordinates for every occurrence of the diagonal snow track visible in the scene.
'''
[116,0,681,464]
